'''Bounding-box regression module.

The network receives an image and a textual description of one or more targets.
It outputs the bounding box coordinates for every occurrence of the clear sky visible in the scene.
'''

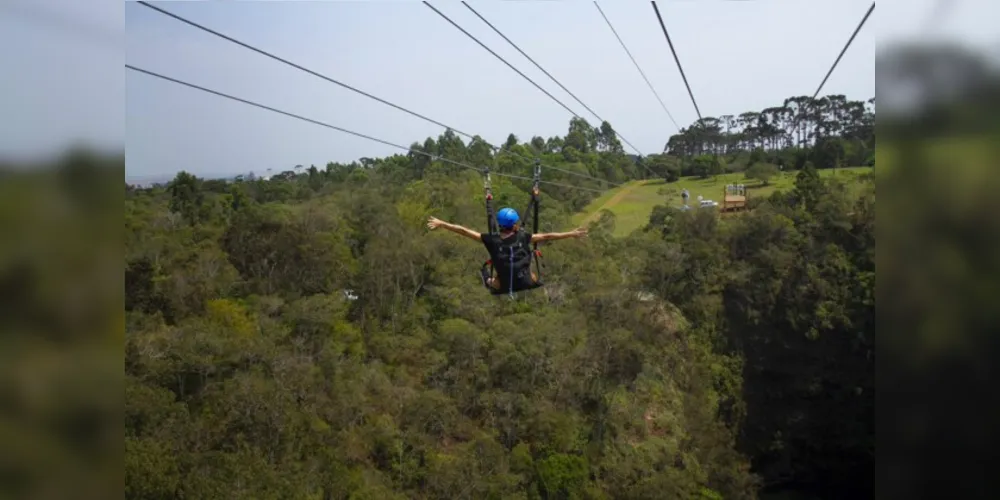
[1,1,996,182]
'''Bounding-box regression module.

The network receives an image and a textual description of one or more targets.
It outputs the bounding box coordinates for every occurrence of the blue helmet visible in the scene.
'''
[496,207,520,229]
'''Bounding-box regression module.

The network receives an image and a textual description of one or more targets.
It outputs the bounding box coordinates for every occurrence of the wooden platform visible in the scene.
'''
[722,195,747,212]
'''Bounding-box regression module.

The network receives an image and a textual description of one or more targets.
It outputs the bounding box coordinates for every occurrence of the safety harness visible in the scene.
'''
[480,159,544,297]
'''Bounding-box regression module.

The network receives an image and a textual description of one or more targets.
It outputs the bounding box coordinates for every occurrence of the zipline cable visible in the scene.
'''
[430,1,657,178]
[789,2,875,138]
[134,1,619,187]
[126,64,606,194]
[594,1,681,131]
[811,1,875,100]
[460,1,645,157]
[651,1,702,122]
[422,3,586,124]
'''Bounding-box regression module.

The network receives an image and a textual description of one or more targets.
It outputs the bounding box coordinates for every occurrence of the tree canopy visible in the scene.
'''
[661,94,875,178]
[124,92,876,499]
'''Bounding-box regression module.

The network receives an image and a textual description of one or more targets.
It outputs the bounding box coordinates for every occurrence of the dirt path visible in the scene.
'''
[581,181,641,225]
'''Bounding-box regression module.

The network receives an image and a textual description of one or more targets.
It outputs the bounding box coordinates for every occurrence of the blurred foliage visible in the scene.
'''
[876,39,1000,500]
[0,147,122,500]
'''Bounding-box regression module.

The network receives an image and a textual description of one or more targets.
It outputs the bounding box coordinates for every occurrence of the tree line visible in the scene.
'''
[205,118,635,197]
[652,94,875,182]
[666,94,875,154]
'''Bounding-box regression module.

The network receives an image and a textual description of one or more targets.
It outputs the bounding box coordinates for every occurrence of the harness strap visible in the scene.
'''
[530,159,542,281]
[484,167,497,236]
[509,248,514,298]
[483,167,497,284]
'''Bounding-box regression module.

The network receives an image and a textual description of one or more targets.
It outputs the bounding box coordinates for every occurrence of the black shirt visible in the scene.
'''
[480,230,536,291]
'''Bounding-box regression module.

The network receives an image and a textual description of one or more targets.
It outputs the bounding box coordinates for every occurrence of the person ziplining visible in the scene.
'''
[426,160,587,296]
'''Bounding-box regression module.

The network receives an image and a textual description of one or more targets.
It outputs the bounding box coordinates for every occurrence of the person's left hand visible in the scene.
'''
[572,227,589,238]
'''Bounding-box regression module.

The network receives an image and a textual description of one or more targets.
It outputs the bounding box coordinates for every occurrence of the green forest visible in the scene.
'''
[125,91,875,499]
[657,94,875,181]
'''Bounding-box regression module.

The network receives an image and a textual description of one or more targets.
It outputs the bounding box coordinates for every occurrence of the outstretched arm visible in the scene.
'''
[532,227,588,243]
[427,216,481,242]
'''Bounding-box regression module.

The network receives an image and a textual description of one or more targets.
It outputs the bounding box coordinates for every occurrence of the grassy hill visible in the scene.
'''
[573,167,873,237]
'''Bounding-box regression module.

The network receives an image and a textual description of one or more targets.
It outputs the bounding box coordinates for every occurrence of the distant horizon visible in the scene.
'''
[120,86,880,184]
[127,168,278,185]
[121,1,886,180]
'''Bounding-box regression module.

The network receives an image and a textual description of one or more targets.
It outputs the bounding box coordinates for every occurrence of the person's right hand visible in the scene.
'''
[571,227,588,238]
[427,216,445,231]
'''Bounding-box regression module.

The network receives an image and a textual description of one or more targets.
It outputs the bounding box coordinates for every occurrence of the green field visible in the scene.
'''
[573,167,873,237]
